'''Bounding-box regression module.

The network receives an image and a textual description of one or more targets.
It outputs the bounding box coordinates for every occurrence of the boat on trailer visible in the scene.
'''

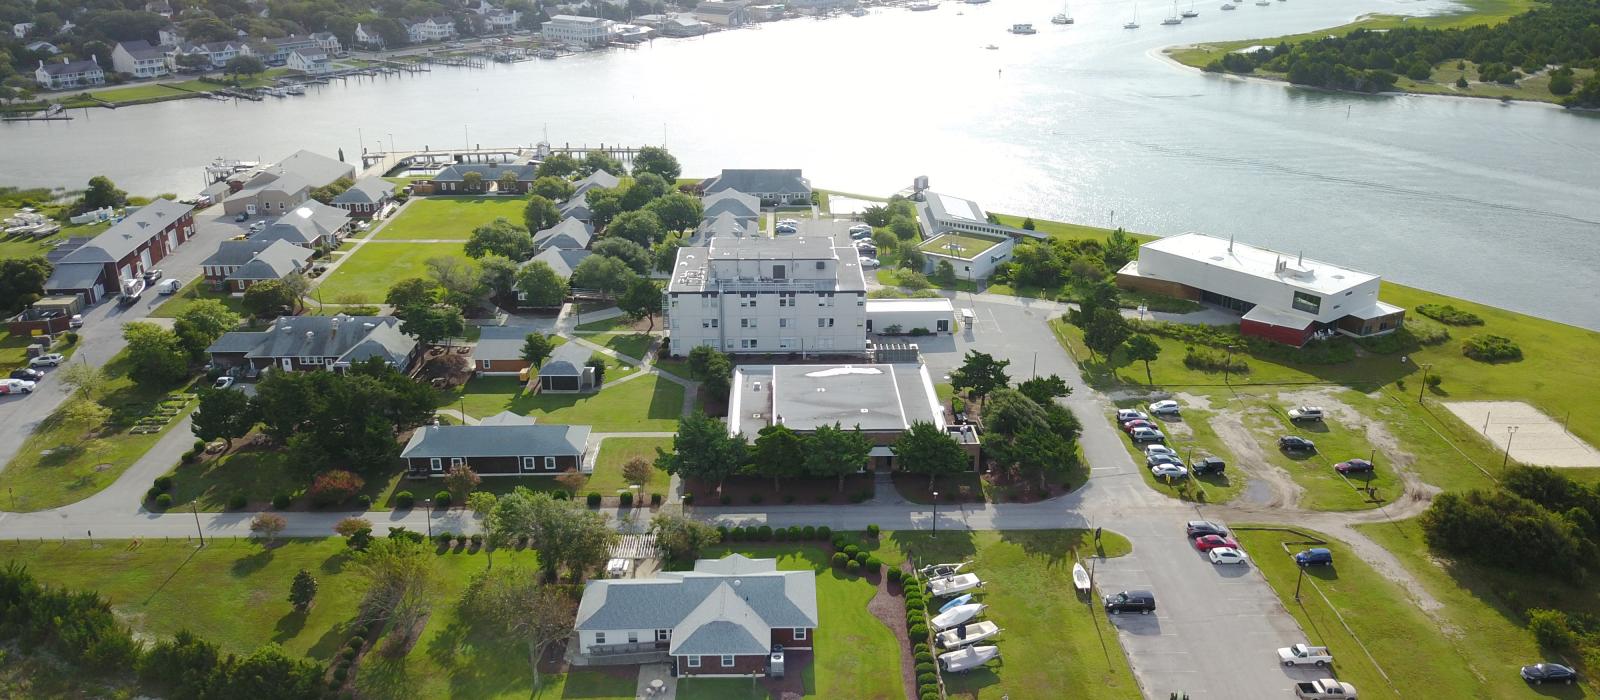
[939,594,975,613]
[919,561,970,579]
[929,573,984,597]
[937,621,1002,649]
[939,645,1001,673]
[1073,562,1091,594]
[931,603,987,631]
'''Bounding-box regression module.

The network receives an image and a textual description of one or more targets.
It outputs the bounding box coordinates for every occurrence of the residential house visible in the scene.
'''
[701,189,759,222]
[747,4,787,21]
[524,247,592,283]
[167,41,252,71]
[112,40,172,78]
[701,169,810,206]
[34,57,105,90]
[400,411,590,478]
[537,343,596,393]
[43,199,195,304]
[694,1,750,27]
[144,1,174,17]
[260,35,321,64]
[694,211,757,243]
[653,14,709,37]
[428,161,537,194]
[354,23,386,49]
[330,177,396,219]
[407,16,458,43]
[1115,232,1406,345]
[472,326,539,375]
[729,362,981,470]
[25,41,61,56]
[223,150,355,216]
[312,32,342,53]
[559,196,592,222]
[158,27,181,46]
[200,238,314,292]
[542,15,617,47]
[253,200,352,249]
[207,315,421,377]
[12,22,33,39]
[534,218,594,251]
[664,236,868,356]
[483,8,521,33]
[287,48,332,74]
[571,169,621,200]
[574,553,817,677]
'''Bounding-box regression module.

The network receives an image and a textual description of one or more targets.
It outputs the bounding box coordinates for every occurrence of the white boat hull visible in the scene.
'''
[929,573,983,597]
[1072,563,1091,593]
[931,603,986,631]
[937,621,1001,649]
[939,645,1000,673]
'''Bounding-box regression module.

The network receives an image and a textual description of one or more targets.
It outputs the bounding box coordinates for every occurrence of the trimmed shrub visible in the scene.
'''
[395,491,415,509]
[717,525,730,540]
[865,555,882,571]
[914,651,934,664]
[650,493,663,506]
[154,493,173,510]
[433,491,452,507]
[469,533,483,546]
[757,525,773,541]
[914,643,930,656]
[435,532,454,546]
[347,635,365,649]
[227,493,247,510]
[917,672,937,686]
[773,527,788,541]
[831,552,849,567]
[619,492,633,507]
[802,525,817,540]
[867,523,880,537]
[153,475,174,492]
[915,662,936,675]
[272,493,292,510]
[719,494,732,505]
[145,486,160,502]
[787,526,801,540]
[846,559,861,574]
[333,667,348,682]
[749,493,763,504]
[922,692,941,700]
[730,526,745,541]
[1463,334,1522,362]
[831,535,847,550]
[844,544,861,558]
[340,647,357,661]
[887,568,903,583]
[854,552,869,566]
[817,525,831,540]
[1416,303,1483,326]
[552,490,569,500]
[354,494,372,509]
[587,492,602,507]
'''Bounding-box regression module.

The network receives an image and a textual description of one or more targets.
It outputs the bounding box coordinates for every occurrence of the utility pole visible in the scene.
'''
[1294,564,1306,602]
[1222,345,1237,385]
[192,501,205,545]
[931,492,939,539]
[425,498,433,538]
[1417,363,1431,402]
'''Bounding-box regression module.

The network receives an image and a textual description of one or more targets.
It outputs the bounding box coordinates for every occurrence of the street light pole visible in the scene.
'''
[424,499,433,538]
[1502,425,1519,469]
[1222,345,1237,385]
[1417,363,1431,402]
[1294,565,1306,602]
[931,491,939,539]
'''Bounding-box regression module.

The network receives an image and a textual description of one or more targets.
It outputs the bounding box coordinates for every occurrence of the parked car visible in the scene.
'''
[1295,547,1334,567]
[850,228,873,240]
[1151,463,1188,479]
[235,212,249,222]
[249,221,266,233]
[1294,678,1357,699]
[1148,399,1180,416]
[157,278,182,295]
[29,353,65,367]
[856,244,878,255]
[10,368,43,381]
[142,268,164,282]
[1117,408,1150,423]
[1278,643,1334,667]
[1122,419,1154,433]
[1279,436,1317,453]
[1102,590,1156,615]
[778,218,799,226]
[1145,444,1175,457]
[1130,427,1165,443]
[1335,458,1375,474]
[776,224,797,234]
[859,257,880,268]
[1190,456,1226,475]
[1521,663,1577,685]
[0,379,36,395]
[68,314,83,329]
[1186,520,1228,538]
[1147,453,1182,467]
[1193,534,1238,552]
[213,376,236,390]
[1289,406,1325,422]
[1208,547,1247,565]
[848,223,871,234]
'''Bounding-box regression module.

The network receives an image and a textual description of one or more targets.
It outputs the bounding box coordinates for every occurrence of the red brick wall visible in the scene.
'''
[770,627,812,650]
[676,654,769,676]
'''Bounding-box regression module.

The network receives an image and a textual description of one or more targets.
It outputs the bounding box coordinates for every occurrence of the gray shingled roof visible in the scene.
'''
[43,262,106,291]
[432,162,536,183]
[207,315,417,367]
[533,217,593,251]
[203,238,277,268]
[399,422,589,459]
[703,169,810,196]
[39,59,102,76]
[230,240,312,281]
[118,40,170,60]
[58,199,191,264]
[560,197,592,221]
[671,584,770,655]
[538,342,591,377]
[527,248,591,280]
[331,177,394,205]
[697,211,752,239]
[571,169,620,198]
[702,189,759,220]
[254,201,349,247]
[474,325,537,362]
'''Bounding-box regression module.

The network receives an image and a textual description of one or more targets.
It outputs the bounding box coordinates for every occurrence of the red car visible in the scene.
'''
[1194,535,1240,552]
[1335,459,1375,474]
[1123,419,1154,433]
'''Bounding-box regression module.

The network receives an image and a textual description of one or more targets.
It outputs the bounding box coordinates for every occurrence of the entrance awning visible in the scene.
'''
[869,446,896,457]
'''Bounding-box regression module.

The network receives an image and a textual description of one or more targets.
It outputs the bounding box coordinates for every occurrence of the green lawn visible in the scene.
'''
[92,83,191,104]
[872,530,1139,699]
[586,437,673,495]
[598,333,655,362]
[918,233,1006,260]
[574,314,648,333]
[148,278,248,319]
[452,374,683,431]
[314,242,466,303]
[0,328,78,372]
[1234,526,1591,699]
[1239,405,1399,511]
[3,354,195,512]
[0,213,108,260]
[372,196,530,241]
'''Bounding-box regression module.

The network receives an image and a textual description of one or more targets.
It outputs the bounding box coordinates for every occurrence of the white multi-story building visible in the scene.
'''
[665,236,869,357]
[111,40,171,78]
[542,15,617,47]
[35,57,105,89]
[354,23,386,49]
[407,16,458,43]
[483,8,521,33]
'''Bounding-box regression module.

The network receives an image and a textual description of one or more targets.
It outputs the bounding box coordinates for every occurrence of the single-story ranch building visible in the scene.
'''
[400,411,590,478]
[917,232,1014,282]
[864,297,956,335]
[727,363,980,470]
[472,325,537,375]
[253,200,352,249]
[914,190,1041,242]
[330,176,396,219]
[223,150,355,217]
[207,314,421,377]
[1115,232,1406,346]
[574,553,817,677]
[200,238,314,292]
[534,217,594,251]
[701,169,810,207]
[427,161,537,194]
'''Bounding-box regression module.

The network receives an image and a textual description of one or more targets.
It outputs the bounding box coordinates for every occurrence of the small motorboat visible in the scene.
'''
[1052,14,1074,24]
[985,44,999,49]
[1221,3,1236,9]
[939,594,975,613]
[931,603,986,631]
[938,645,1000,673]
[909,1,940,10]
[919,562,969,579]
[929,573,984,597]
[937,621,1002,649]
[1073,562,1091,594]
[1009,23,1037,34]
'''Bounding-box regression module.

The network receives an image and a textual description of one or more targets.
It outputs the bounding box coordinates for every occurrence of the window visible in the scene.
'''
[778,292,795,307]
[740,318,755,329]
[817,318,834,328]
[656,629,670,642]
[450,457,464,469]
[740,339,758,349]
[482,359,492,370]
[721,655,735,668]
[1292,291,1322,314]
[522,457,536,472]
[778,318,790,328]
[429,458,443,473]
[545,456,557,471]
[595,632,606,644]
[628,632,638,643]
[794,628,807,640]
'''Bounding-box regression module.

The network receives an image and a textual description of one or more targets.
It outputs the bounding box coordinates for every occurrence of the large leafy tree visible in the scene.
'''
[649,513,722,563]
[950,350,1011,408]
[79,175,127,212]
[123,322,188,386]
[893,421,970,489]
[425,256,481,309]
[241,279,296,319]
[191,387,259,452]
[534,153,579,179]
[477,253,520,298]
[250,359,437,475]
[0,257,52,314]
[1081,307,1132,359]
[607,210,664,247]
[1124,334,1162,386]
[632,146,682,181]
[618,278,661,332]
[586,187,623,230]
[1016,374,1071,406]
[656,411,747,492]
[522,195,561,232]
[580,151,623,176]
[688,346,733,398]
[386,277,437,309]
[458,566,576,691]
[349,536,441,653]
[981,388,1078,489]
[530,176,574,202]
[753,424,807,491]
[590,237,651,274]
[514,261,567,308]
[620,173,670,212]
[571,255,638,298]
[399,305,465,347]
[464,218,534,260]
[645,192,702,232]
[173,299,240,362]
[806,423,873,492]
[520,332,555,369]
[485,488,617,580]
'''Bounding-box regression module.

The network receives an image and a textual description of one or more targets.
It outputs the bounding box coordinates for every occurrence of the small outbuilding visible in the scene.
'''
[538,343,597,393]
[865,298,955,335]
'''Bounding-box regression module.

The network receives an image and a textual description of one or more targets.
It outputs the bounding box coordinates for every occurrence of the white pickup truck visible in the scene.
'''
[1294,678,1357,699]
[1278,643,1334,667]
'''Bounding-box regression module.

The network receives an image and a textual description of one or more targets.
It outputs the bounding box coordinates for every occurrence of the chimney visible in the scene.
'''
[330,317,339,338]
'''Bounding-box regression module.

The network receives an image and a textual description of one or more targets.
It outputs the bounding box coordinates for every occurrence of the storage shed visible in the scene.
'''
[865,298,956,336]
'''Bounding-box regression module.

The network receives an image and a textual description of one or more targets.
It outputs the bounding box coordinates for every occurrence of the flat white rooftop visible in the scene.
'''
[864,298,955,314]
[1141,232,1379,296]
[727,363,943,440]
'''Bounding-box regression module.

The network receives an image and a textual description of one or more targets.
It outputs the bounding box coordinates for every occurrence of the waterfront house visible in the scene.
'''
[560,196,592,222]
[1115,232,1406,346]
[144,1,173,17]
[574,553,817,677]
[533,217,594,251]
[702,189,759,222]
[400,412,590,479]
[354,23,386,49]
[34,56,104,90]
[406,16,458,43]
[483,8,522,33]
[312,32,342,53]
[265,35,321,64]
[472,326,539,375]
[542,15,618,47]
[429,161,537,194]
[112,40,172,78]
[747,4,787,21]
[913,190,1040,243]
[201,238,314,291]
[701,169,810,206]
[330,177,396,219]
[207,315,421,377]
[287,48,332,74]
[167,41,252,71]
[572,169,621,200]
[253,200,352,248]
[537,343,597,392]
[43,199,194,304]
[694,1,751,27]
[12,22,33,38]
[223,150,356,217]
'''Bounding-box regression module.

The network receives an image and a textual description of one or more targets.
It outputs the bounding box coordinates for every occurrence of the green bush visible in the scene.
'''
[651,493,662,506]
[347,635,365,649]
[854,552,869,565]
[917,672,937,686]
[192,439,206,452]
[787,526,801,539]
[145,486,160,502]
[355,494,372,509]
[773,527,788,541]
[433,491,451,507]
[332,667,347,682]
[832,552,849,567]
[587,492,602,507]
[154,475,174,492]
[817,525,831,540]
[227,493,247,510]
[757,525,773,540]
[914,642,930,656]
[154,493,173,510]
[865,555,882,570]
[844,544,861,558]
[272,493,292,510]
[1416,303,1483,326]
[846,559,861,574]
[1183,346,1250,374]
[915,662,936,675]
[1135,319,1354,365]
[730,526,745,541]
[908,623,928,640]
[867,524,880,537]
[921,691,941,700]
[340,647,357,661]
[395,491,414,509]
[1462,334,1522,362]
[469,533,483,546]
[435,532,454,546]
[803,525,817,539]
[1527,608,1577,650]
[914,651,934,664]
[887,568,903,583]
[619,492,633,507]
[717,525,730,540]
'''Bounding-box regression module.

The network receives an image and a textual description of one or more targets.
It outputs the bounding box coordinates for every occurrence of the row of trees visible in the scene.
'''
[1204,0,1600,105]
[950,350,1086,488]
[1421,465,1600,582]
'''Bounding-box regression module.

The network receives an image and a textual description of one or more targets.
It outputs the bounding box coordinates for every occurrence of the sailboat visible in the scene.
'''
[1221,2,1236,9]
[1052,0,1075,23]
[1124,2,1140,28]
[1182,0,1199,17]
[1161,0,1183,24]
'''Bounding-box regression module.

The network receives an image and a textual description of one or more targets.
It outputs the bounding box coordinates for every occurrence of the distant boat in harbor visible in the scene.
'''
[1010,23,1037,34]
[965,0,990,4]
[1221,3,1236,9]
[1182,0,1199,17]
[849,7,867,15]
[909,1,940,10]
[1125,1,1140,28]
[1052,0,1074,23]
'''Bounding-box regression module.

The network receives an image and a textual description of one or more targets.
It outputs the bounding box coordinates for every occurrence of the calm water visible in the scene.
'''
[5,0,1599,327]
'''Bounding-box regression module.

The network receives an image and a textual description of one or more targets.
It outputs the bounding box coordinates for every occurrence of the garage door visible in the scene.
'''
[139,249,153,270]
[92,283,104,303]
[119,263,132,281]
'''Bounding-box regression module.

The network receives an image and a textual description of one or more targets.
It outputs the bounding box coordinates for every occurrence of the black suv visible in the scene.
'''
[1278,436,1316,453]
[1190,456,1226,475]
[1104,590,1156,615]
[1186,520,1227,538]
[10,368,43,381]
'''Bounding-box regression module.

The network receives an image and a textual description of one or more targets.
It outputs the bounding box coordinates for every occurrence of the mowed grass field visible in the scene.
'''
[586,436,673,495]
[452,374,683,432]
[372,196,529,240]
[313,241,466,303]
[918,233,1006,259]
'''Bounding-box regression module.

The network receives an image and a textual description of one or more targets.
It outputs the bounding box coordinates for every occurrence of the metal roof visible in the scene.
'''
[575,555,818,652]
[58,199,191,264]
[399,422,589,459]
[703,169,810,195]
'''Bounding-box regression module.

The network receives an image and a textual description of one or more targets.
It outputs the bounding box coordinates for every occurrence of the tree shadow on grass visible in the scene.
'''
[272,609,307,644]
[230,547,274,576]
[997,530,1087,568]
[354,652,415,700]
[888,529,978,571]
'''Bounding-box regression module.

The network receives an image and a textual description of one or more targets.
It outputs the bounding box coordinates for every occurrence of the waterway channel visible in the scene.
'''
[3,0,1598,327]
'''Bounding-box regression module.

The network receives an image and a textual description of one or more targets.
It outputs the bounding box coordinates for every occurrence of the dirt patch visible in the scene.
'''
[866,566,917,700]
[1278,388,1438,510]
[1172,392,1216,412]
[92,463,113,472]
[1212,409,1303,509]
